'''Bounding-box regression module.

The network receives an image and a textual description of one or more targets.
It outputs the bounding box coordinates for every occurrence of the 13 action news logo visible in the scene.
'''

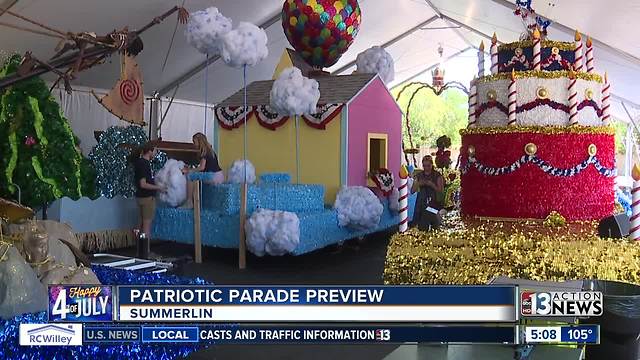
[521,291,602,317]
[375,329,391,341]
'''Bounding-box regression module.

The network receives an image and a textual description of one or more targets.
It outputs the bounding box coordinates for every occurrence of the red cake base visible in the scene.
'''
[460,128,615,221]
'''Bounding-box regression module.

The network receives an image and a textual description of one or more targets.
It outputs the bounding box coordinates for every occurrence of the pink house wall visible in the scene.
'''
[347,77,402,188]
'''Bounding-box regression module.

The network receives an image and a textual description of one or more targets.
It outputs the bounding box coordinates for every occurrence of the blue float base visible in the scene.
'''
[153,193,416,255]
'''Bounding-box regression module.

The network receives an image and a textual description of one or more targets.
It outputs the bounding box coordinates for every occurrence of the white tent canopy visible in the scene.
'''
[2,0,639,125]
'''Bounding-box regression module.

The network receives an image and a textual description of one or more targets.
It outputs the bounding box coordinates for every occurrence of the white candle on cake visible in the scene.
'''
[574,30,583,72]
[532,28,541,71]
[508,69,517,126]
[468,79,477,127]
[601,72,611,125]
[586,36,594,73]
[490,33,498,75]
[631,164,640,241]
[478,41,485,78]
[568,69,578,125]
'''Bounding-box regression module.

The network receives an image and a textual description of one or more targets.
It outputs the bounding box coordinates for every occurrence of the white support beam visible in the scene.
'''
[331,15,440,75]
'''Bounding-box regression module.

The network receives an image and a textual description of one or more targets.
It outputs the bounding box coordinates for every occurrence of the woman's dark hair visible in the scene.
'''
[128,142,155,163]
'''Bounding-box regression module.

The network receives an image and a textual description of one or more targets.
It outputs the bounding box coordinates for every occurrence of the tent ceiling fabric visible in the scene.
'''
[1,0,639,121]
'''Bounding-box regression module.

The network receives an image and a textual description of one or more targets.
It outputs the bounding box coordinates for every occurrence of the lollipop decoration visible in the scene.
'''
[281,0,362,69]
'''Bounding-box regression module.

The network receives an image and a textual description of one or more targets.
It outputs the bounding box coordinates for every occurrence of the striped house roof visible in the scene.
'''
[217,73,378,107]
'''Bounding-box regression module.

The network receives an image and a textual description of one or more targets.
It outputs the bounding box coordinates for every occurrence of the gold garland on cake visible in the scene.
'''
[460,125,615,136]
[498,40,575,51]
[384,216,640,285]
[477,70,603,83]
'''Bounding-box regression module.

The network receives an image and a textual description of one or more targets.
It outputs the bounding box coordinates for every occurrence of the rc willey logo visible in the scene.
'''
[20,324,82,346]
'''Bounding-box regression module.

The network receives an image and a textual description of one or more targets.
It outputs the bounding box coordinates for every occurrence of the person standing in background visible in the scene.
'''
[131,142,166,258]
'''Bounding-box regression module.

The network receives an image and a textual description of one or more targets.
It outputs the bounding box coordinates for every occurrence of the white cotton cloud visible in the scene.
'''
[245,209,300,256]
[388,188,400,213]
[355,46,395,84]
[269,67,320,116]
[220,22,268,68]
[228,159,256,184]
[155,159,187,207]
[334,186,384,230]
[184,7,232,55]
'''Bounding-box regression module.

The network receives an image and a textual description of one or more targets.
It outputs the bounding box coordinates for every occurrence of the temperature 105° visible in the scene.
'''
[567,328,593,341]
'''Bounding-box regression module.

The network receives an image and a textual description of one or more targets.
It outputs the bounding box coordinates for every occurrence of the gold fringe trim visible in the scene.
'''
[460,125,615,136]
[477,70,603,83]
[498,40,575,51]
[76,229,135,252]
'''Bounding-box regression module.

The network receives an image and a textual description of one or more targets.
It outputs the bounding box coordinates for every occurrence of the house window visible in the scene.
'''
[367,133,388,186]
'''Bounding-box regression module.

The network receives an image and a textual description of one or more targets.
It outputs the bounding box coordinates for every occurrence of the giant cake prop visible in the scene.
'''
[460,28,615,221]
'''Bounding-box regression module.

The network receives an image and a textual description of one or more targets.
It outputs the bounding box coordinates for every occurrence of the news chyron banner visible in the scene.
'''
[46,286,517,323]
[114,286,517,322]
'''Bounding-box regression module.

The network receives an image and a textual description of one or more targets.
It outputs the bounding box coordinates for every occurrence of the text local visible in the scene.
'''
[128,288,385,304]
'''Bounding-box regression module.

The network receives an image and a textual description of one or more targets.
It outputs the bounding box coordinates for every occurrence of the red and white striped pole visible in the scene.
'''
[532,28,541,71]
[568,69,578,125]
[468,78,477,127]
[490,33,498,75]
[602,72,611,125]
[398,165,409,233]
[508,69,517,126]
[574,30,583,72]
[631,164,640,241]
[586,36,594,73]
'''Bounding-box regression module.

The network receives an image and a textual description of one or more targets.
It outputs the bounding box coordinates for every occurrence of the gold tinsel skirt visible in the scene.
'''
[384,213,640,285]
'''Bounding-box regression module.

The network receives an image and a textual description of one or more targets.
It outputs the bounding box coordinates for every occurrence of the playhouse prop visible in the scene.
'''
[215,72,403,203]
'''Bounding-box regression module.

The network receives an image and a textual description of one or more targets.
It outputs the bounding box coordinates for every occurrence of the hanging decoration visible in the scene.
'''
[216,103,343,130]
[394,44,469,167]
[215,106,254,130]
[461,152,615,178]
[474,97,602,118]
[281,0,362,69]
[302,103,343,129]
[254,105,288,130]
[92,55,144,125]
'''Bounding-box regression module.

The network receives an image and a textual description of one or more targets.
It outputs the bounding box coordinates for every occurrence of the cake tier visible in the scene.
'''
[475,71,603,127]
[497,40,575,72]
[459,127,615,221]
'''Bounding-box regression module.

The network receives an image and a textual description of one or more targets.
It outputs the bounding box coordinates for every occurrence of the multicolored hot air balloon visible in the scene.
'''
[281,0,361,69]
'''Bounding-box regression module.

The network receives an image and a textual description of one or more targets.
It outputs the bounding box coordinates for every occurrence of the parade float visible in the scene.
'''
[384,0,640,286]
[153,1,417,261]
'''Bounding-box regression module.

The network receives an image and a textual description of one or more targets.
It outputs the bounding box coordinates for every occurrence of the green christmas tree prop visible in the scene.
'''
[0,54,97,208]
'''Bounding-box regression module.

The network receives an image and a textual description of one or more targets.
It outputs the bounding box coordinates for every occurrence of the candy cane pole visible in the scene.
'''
[398,165,409,233]
[631,164,640,241]
[568,69,578,125]
[574,30,583,72]
[508,69,517,126]
[532,28,541,71]
[601,72,610,125]
[490,33,498,75]
[468,79,477,127]
[586,36,594,73]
